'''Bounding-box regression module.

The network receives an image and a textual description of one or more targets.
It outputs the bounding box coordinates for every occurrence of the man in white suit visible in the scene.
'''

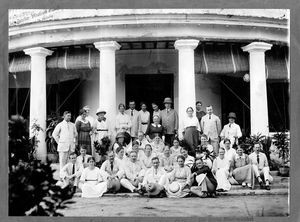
[52,111,78,172]
[125,100,140,140]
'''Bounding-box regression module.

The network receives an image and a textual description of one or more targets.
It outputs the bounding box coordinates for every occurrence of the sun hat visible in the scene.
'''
[116,132,126,139]
[228,112,237,119]
[163,97,173,104]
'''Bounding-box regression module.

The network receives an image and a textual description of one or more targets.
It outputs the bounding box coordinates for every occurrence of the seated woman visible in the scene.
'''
[145,115,165,143]
[100,151,124,193]
[115,146,127,169]
[170,138,182,160]
[128,140,146,161]
[190,158,217,198]
[139,144,156,169]
[166,155,191,198]
[150,135,165,156]
[212,148,231,192]
[160,145,175,173]
[113,132,127,154]
[229,146,255,189]
[79,157,108,198]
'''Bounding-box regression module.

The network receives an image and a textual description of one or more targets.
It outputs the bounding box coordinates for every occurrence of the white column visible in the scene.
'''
[24,47,53,162]
[242,42,272,136]
[174,39,199,137]
[94,41,121,133]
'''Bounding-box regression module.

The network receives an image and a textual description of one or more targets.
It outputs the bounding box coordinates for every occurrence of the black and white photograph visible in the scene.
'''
[7,8,290,218]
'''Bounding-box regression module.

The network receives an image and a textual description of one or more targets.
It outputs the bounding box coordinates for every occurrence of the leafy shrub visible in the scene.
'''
[9,115,74,216]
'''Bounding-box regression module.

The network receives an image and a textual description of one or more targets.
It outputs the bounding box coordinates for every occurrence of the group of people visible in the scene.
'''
[53,97,273,198]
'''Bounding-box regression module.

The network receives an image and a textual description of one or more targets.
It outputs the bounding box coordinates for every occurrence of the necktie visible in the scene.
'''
[257,154,260,164]
[111,162,114,172]
[72,164,75,174]
[229,124,232,128]
[167,109,169,114]
[131,110,133,116]
[82,156,85,164]
[209,115,211,119]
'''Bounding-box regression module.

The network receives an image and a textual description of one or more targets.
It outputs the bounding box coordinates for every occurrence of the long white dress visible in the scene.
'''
[212,156,231,191]
[80,167,108,198]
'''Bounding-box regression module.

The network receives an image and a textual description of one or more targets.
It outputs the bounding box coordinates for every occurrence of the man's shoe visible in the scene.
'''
[259,181,265,189]
[242,182,246,187]
[265,185,270,190]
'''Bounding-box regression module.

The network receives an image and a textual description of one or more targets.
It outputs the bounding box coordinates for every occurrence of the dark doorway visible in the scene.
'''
[125,74,174,112]
[220,76,250,136]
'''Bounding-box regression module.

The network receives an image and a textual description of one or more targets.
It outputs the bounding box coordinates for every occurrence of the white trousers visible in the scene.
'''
[252,165,273,182]
[59,150,70,173]
[120,178,138,192]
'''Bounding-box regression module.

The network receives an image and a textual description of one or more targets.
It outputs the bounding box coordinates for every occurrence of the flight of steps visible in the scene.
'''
[51,164,289,198]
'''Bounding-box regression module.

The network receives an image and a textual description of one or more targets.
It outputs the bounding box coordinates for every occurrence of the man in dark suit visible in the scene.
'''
[160,97,178,145]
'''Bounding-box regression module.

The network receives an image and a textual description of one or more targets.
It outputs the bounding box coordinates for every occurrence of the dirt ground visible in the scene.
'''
[59,194,289,218]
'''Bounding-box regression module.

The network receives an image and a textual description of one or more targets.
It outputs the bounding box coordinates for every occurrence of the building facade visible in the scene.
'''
[8,9,290,161]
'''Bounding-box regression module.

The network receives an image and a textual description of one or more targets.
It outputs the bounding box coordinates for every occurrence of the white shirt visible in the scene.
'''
[138,110,150,133]
[115,112,132,133]
[181,116,201,139]
[125,109,139,137]
[224,148,237,163]
[212,156,230,172]
[76,154,92,167]
[139,152,157,169]
[123,160,144,181]
[52,120,77,152]
[94,118,111,141]
[200,113,221,140]
[220,122,242,143]
[142,166,166,186]
[249,152,269,170]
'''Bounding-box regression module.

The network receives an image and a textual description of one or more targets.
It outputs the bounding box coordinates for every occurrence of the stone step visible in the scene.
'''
[230,183,288,190]
[73,186,288,198]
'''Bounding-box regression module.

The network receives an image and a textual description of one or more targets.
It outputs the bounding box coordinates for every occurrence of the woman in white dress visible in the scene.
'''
[212,148,231,192]
[79,157,108,198]
[166,155,191,198]
[150,135,165,156]
[180,107,201,156]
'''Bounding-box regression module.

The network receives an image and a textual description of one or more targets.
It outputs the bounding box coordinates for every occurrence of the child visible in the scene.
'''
[76,145,92,168]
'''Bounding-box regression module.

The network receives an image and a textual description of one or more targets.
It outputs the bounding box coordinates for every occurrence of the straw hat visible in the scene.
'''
[145,183,162,196]
[107,178,121,192]
[168,181,181,194]
[96,108,106,115]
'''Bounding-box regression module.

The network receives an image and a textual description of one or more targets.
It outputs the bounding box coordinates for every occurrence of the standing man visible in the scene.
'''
[138,102,150,134]
[249,142,273,190]
[200,105,222,156]
[195,101,206,125]
[151,102,161,123]
[161,97,179,145]
[125,100,139,140]
[220,112,242,148]
[52,111,78,172]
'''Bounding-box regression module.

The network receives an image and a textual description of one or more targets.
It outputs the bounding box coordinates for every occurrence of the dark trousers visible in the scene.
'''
[165,134,175,146]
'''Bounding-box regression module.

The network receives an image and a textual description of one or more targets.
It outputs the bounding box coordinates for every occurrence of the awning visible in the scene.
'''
[195,43,289,79]
[9,43,289,80]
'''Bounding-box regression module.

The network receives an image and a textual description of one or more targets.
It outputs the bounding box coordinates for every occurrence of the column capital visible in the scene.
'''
[94,41,121,51]
[242,42,272,53]
[24,47,53,57]
[174,39,199,50]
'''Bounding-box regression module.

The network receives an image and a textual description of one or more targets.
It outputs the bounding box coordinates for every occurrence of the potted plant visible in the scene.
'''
[45,116,62,163]
[94,136,111,167]
[273,132,290,176]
